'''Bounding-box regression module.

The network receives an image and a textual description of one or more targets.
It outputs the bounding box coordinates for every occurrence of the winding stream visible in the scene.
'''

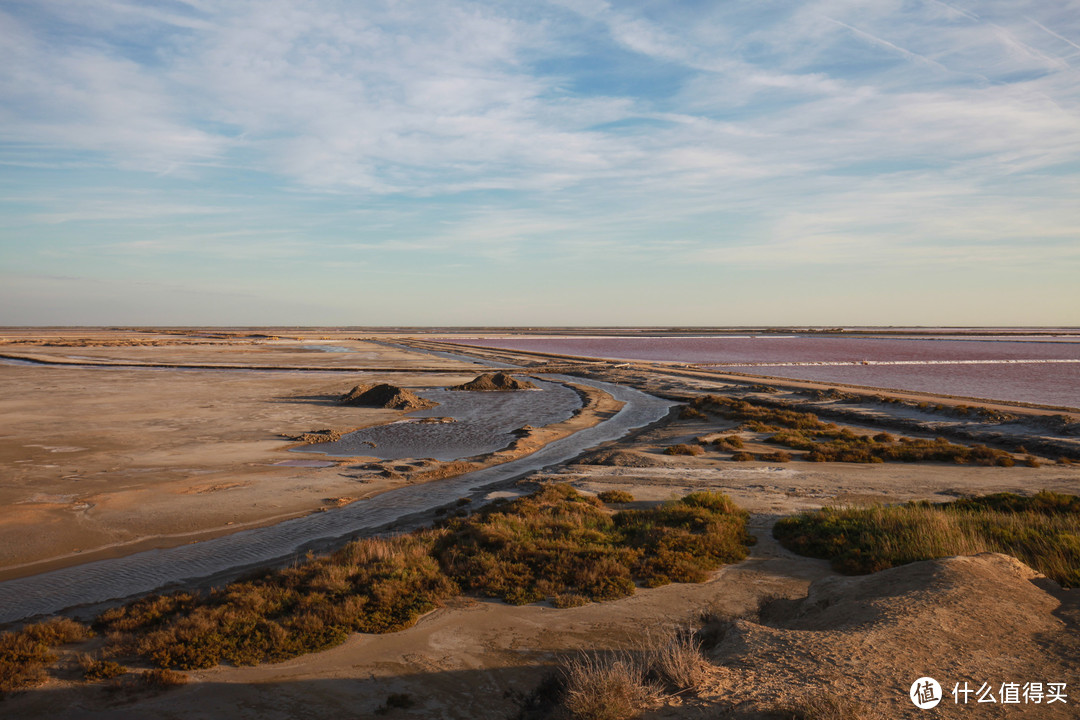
[0,376,673,623]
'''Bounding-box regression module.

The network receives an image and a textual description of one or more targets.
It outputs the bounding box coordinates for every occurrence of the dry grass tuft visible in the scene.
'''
[775,691,884,720]
[644,627,708,691]
[561,652,661,720]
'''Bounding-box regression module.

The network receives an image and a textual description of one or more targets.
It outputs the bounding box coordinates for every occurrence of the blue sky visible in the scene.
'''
[1,0,1078,326]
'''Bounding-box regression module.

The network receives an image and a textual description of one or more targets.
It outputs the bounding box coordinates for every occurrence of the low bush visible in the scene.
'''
[663,444,703,456]
[551,594,591,609]
[78,654,127,681]
[730,452,754,462]
[0,632,53,696]
[714,435,744,450]
[0,617,93,696]
[140,668,188,688]
[679,406,708,420]
[615,492,752,587]
[22,618,91,646]
[774,491,1080,586]
[760,450,791,463]
[597,490,635,504]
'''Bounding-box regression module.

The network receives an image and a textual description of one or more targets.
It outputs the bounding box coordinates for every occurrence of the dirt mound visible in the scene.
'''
[576,449,671,467]
[450,372,537,391]
[288,429,341,444]
[709,553,1078,717]
[339,383,437,411]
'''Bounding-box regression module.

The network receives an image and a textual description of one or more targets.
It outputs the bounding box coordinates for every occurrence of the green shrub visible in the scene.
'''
[551,593,591,609]
[774,491,1080,587]
[597,490,635,504]
[664,444,704,456]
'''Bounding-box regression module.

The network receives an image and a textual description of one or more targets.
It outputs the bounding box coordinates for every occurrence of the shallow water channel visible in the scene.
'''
[298,379,582,461]
[0,376,674,623]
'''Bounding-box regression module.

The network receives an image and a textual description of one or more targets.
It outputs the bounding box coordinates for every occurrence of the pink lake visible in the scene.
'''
[442,335,1080,410]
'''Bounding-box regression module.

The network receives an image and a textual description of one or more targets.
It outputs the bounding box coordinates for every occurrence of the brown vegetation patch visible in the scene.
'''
[663,444,704,457]
[691,395,1020,465]
[74,485,751,674]
[0,618,92,697]
[577,449,671,468]
[597,490,635,504]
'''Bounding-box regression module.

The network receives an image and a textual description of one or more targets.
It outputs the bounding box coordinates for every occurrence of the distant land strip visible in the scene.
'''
[697,359,1080,367]
[0,353,462,373]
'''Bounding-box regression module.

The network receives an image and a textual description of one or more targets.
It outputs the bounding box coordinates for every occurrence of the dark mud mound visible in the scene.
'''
[577,449,671,467]
[450,372,538,391]
[339,383,438,411]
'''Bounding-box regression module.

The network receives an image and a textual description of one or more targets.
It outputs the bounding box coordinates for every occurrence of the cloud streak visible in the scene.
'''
[1,0,1078,324]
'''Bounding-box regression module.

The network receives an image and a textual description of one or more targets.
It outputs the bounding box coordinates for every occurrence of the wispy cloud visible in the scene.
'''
[1,0,1078,324]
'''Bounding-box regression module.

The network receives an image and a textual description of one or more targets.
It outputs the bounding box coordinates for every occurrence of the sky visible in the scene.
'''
[1,0,1079,327]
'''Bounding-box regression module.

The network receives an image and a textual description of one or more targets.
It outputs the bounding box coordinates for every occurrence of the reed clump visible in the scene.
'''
[561,652,661,720]
[774,491,1080,586]
[549,627,708,720]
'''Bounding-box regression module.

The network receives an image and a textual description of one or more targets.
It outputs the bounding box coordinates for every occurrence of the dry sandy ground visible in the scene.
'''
[540,413,1080,516]
[0,336,501,577]
[2,330,1078,718]
[5,539,1076,719]
[0,335,623,578]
